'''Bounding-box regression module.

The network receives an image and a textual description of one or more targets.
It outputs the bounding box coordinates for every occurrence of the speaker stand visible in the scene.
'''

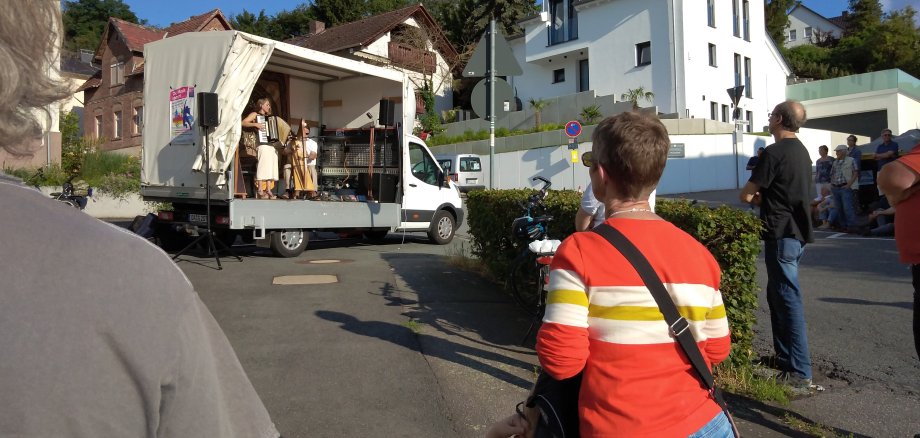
[172,124,242,270]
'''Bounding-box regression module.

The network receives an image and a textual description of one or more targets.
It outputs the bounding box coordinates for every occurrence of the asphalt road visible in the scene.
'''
[169,220,919,437]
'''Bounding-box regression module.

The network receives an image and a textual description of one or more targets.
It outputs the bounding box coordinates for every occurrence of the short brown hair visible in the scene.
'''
[591,111,669,201]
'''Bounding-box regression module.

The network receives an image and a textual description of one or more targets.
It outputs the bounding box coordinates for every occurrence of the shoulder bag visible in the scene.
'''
[592,223,740,437]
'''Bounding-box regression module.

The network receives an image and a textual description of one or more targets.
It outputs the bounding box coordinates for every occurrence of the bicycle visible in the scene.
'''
[507,176,561,345]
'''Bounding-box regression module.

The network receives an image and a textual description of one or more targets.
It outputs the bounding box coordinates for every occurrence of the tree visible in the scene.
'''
[310,0,411,26]
[230,5,318,40]
[620,87,655,109]
[427,0,536,54]
[63,0,144,52]
[764,0,795,49]
[528,98,551,130]
[230,10,274,38]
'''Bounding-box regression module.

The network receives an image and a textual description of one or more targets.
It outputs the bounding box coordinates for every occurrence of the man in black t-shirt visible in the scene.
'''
[740,100,819,394]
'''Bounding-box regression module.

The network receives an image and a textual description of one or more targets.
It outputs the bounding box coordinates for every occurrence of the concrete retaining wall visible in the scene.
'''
[39,187,153,219]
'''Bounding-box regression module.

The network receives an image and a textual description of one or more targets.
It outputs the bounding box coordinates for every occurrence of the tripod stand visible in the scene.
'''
[172,120,242,270]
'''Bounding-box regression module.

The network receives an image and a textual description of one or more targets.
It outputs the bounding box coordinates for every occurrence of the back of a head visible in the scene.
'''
[774,100,807,132]
[591,111,669,201]
[0,2,72,156]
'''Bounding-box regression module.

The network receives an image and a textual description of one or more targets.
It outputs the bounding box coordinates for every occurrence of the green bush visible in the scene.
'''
[466,192,761,368]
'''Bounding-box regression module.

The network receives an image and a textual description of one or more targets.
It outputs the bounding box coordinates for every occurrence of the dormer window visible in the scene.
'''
[110,61,125,86]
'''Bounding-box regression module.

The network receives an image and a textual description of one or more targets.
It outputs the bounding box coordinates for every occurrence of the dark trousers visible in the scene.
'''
[913,264,919,361]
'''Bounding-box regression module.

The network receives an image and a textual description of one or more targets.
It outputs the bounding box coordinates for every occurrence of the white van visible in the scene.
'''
[435,153,485,192]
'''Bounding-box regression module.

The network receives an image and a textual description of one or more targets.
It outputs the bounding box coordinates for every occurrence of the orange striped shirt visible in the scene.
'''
[536,218,731,437]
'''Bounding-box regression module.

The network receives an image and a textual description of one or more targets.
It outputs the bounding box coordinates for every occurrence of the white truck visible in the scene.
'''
[140,31,463,257]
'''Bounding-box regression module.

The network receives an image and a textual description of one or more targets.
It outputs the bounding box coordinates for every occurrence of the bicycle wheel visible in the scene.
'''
[508,255,541,316]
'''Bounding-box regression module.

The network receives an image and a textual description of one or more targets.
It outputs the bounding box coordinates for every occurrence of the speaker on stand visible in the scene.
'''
[378,99,395,127]
[172,91,242,270]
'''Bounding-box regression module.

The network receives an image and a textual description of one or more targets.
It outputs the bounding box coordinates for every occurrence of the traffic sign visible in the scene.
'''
[462,30,523,77]
[470,78,514,121]
[564,120,582,138]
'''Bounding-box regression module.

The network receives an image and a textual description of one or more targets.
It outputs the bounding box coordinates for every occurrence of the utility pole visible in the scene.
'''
[487,18,495,189]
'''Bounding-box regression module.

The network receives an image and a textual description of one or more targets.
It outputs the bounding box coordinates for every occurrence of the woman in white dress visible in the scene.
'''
[241,98,279,199]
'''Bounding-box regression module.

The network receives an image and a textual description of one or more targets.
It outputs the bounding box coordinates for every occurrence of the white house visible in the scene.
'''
[785,3,844,48]
[506,0,790,132]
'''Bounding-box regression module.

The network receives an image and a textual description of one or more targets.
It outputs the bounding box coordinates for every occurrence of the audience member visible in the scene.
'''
[877,142,920,360]
[875,128,900,170]
[747,147,765,170]
[813,185,835,229]
[829,144,859,232]
[814,145,834,198]
[0,5,279,436]
[740,100,821,394]
[538,112,732,436]
[865,204,895,237]
[846,134,863,212]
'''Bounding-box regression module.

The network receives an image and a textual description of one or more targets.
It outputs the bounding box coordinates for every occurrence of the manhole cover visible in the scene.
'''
[272,275,339,285]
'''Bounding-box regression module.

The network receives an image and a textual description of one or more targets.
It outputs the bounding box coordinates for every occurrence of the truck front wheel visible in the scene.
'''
[427,210,455,245]
[270,229,309,257]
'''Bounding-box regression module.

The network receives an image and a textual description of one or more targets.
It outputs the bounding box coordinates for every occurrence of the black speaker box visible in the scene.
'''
[197,92,219,128]
[378,99,395,127]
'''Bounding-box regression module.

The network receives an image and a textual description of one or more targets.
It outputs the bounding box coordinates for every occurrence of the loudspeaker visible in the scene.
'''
[197,92,219,128]
[378,99,395,127]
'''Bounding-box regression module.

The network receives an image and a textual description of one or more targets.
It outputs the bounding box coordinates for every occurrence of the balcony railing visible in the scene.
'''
[388,42,436,75]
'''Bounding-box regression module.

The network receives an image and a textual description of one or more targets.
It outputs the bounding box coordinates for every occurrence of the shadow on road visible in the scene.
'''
[725,392,870,438]
[819,296,913,310]
[315,310,535,389]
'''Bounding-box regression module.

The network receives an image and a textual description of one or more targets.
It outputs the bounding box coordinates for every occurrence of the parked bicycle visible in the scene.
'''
[508,176,561,344]
[27,168,92,210]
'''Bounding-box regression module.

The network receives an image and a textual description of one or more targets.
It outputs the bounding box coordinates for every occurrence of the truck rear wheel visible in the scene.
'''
[427,210,455,245]
[270,229,309,257]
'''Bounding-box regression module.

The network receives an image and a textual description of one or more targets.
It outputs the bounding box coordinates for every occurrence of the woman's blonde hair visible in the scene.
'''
[0,1,73,156]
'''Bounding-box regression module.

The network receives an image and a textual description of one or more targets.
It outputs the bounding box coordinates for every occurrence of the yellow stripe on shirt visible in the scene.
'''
[546,289,589,307]
[588,304,725,321]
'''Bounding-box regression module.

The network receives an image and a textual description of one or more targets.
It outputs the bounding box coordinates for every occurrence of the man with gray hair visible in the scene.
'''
[0,3,279,437]
[740,100,820,394]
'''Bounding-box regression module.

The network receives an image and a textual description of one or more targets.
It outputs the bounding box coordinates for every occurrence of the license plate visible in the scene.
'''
[188,213,208,224]
[466,178,478,184]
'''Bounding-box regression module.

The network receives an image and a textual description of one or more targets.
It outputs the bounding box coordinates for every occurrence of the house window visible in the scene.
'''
[732,0,740,37]
[733,53,742,87]
[744,57,752,98]
[708,44,717,67]
[548,0,578,45]
[553,68,565,83]
[746,110,753,132]
[742,0,750,41]
[636,42,651,66]
[578,59,589,92]
[721,104,729,122]
[110,62,125,86]
[133,106,143,135]
[113,110,123,139]
[95,115,102,139]
[710,102,718,120]
[805,27,813,40]
[707,0,715,27]
[788,29,797,41]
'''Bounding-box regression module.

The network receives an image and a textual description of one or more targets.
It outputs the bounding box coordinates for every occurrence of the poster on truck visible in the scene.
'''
[169,86,196,144]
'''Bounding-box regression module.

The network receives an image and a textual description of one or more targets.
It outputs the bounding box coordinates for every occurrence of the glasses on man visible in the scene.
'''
[582,151,595,168]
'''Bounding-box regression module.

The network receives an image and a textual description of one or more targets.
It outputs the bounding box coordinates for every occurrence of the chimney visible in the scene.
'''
[308,20,325,35]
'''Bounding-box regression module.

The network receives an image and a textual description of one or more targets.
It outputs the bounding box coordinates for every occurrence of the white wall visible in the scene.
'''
[321,76,402,128]
[786,7,841,48]
[288,77,321,124]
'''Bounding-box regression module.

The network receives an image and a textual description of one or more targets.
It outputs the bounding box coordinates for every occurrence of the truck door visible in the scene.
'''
[401,141,443,229]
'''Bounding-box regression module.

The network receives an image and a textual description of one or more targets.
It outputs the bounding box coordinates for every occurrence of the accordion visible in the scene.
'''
[257,115,280,144]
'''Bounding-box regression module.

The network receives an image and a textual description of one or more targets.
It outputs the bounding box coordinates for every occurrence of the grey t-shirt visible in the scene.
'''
[0,175,279,438]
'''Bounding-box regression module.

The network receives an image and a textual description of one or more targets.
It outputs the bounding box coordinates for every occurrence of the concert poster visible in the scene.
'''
[170,85,196,144]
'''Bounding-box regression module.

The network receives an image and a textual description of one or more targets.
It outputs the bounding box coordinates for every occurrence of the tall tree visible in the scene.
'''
[230,10,274,38]
[764,0,795,49]
[231,5,318,40]
[427,0,536,54]
[63,0,144,52]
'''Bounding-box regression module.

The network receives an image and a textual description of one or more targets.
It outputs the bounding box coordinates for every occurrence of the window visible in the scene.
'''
[788,29,797,41]
[113,110,123,139]
[109,62,125,86]
[708,44,717,67]
[732,0,740,37]
[548,0,578,45]
[744,57,752,98]
[553,68,565,83]
[636,42,651,66]
[133,106,143,135]
[805,27,813,40]
[459,157,481,172]
[721,104,729,122]
[578,59,589,92]
[438,159,452,173]
[742,0,750,40]
[745,110,753,132]
[710,102,718,120]
[409,143,439,186]
[95,115,102,139]
[733,53,742,87]
[707,0,716,27]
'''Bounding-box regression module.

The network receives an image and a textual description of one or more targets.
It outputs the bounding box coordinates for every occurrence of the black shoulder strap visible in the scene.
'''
[592,223,729,408]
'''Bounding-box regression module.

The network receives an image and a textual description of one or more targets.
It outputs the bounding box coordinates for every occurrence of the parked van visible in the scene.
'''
[435,153,485,192]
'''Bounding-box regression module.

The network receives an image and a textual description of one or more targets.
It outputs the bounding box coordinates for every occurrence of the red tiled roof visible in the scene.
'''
[76,71,102,91]
[286,4,457,63]
[110,18,166,53]
[163,9,231,36]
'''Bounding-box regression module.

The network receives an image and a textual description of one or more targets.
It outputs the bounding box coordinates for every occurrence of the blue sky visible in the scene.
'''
[125,1,916,28]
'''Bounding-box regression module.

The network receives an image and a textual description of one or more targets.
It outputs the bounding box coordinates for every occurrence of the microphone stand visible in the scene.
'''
[173,123,242,270]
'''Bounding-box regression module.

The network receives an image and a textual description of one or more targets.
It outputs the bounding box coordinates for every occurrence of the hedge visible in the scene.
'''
[466,189,762,367]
